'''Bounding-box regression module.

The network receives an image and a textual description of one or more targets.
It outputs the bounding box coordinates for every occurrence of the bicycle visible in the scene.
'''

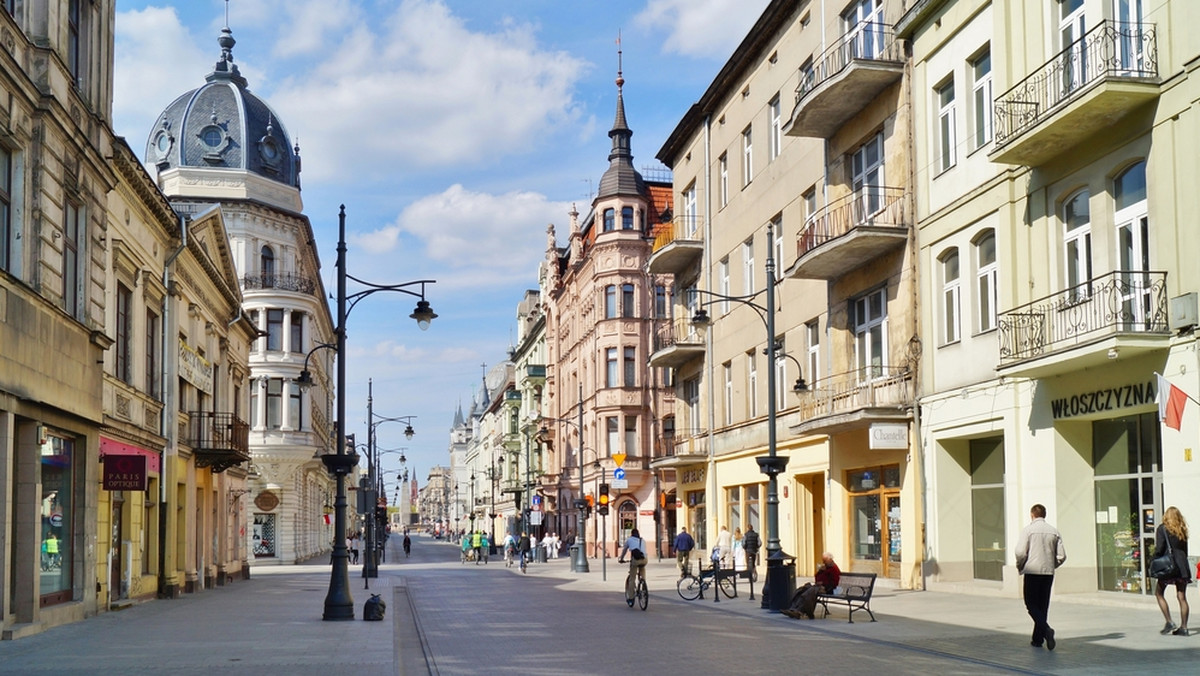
[504,545,515,568]
[677,556,736,601]
[519,549,529,573]
[619,558,649,610]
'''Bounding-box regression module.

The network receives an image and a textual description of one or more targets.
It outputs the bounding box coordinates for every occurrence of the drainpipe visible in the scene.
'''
[158,213,188,597]
[702,113,717,554]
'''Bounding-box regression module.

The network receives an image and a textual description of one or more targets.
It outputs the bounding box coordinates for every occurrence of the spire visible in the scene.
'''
[453,401,465,428]
[207,25,248,87]
[597,32,647,201]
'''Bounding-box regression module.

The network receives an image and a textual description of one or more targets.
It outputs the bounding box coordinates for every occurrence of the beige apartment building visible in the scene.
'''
[652,0,923,587]
[900,0,1200,599]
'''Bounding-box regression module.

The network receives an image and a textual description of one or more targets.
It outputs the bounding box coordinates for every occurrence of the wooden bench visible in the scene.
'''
[815,572,877,623]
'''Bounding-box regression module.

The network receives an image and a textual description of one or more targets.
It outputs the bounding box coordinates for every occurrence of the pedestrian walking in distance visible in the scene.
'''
[1154,506,1190,636]
[674,527,695,578]
[1015,503,1066,650]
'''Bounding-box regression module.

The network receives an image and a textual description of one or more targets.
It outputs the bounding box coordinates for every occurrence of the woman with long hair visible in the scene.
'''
[1155,506,1191,636]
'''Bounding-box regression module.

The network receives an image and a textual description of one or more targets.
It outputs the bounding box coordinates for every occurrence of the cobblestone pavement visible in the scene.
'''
[1,534,1194,675]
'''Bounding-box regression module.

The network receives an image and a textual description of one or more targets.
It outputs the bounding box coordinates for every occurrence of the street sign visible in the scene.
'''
[612,453,626,467]
[530,511,543,525]
[613,467,626,480]
[611,479,628,489]
[532,495,542,505]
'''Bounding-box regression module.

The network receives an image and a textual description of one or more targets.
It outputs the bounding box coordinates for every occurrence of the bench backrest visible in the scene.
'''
[834,572,876,599]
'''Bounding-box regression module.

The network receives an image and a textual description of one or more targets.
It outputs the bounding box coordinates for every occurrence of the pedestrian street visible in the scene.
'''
[1,534,1195,676]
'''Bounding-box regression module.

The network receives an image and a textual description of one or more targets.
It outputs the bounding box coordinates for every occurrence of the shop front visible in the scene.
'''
[98,436,162,605]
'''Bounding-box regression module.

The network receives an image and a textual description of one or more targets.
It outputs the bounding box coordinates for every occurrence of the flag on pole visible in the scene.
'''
[1157,373,1188,431]
[323,513,332,525]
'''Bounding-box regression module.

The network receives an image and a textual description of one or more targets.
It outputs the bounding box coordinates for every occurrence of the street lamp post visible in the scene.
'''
[538,385,588,573]
[299,206,436,621]
[690,220,801,611]
[364,379,414,580]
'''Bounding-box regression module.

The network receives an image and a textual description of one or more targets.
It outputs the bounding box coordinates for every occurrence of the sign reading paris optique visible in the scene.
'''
[103,455,148,491]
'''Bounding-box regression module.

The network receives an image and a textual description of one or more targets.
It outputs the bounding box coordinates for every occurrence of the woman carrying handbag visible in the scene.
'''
[1152,506,1191,636]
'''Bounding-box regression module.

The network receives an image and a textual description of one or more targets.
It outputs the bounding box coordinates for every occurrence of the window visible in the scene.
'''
[2,1,14,17]
[623,347,636,387]
[40,431,77,603]
[624,416,637,456]
[975,231,998,333]
[654,285,667,317]
[941,249,961,344]
[622,283,635,318]
[718,153,729,207]
[1063,189,1092,294]
[769,95,782,161]
[971,49,993,149]
[727,483,762,532]
[604,285,617,318]
[260,245,275,281]
[63,201,82,317]
[250,381,259,428]
[266,309,284,351]
[289,311,304,353]
[742,239,755,295]
[723,362,734,427]
[845,0,884,59]
[936,79,956,172]
[621,206,634,230]
[806,319,820,388]
[719,258,730,315]
[684,377,701,432]
[853,288,888,380]
[0,145,13,273]
[682,184,698,235]
[970,437,1005,581]
[742,126,753,186]
[116,283,132,384]
[266,378,282,428]
[288,381,302,429]
[68,0,83,86]
[1058,0,1087,93]
[1115,161,1150,325]
[747,350,758,417]
[606,416,619,457]
[606,347,618,387]
[852,133,885,216]
[146,308,160,398]
[603,208,615,232]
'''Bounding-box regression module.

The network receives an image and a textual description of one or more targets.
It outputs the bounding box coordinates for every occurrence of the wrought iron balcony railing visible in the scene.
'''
[795,22,905,104]
[795,366,913,423]
[796,186,908,258]
[186,411,250,472]
[998,270,1168,365]
[241,272,318,296]
[993,21,1157,147]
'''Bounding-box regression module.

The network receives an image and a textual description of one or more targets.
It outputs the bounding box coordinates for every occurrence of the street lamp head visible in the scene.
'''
[410,299,438,331]
[404,424,415,440]
[691,308,712,332]
[295,369,314,391]
[793,376,808,393]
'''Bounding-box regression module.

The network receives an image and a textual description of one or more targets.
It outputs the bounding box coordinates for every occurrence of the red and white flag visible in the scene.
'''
[323,513,332,525]
[1157,373,1188,431]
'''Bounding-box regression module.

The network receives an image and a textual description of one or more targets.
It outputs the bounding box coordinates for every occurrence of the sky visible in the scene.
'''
[113,0,771,489]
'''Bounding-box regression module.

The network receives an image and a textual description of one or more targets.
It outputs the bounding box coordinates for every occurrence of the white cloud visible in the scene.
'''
[269,0,588,183]
[351,184,570,288]
[635,0,771,59]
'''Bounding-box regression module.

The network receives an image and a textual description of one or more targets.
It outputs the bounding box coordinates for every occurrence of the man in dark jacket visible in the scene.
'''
[673,527,696,578]
[517,532,532,567]
[742,525,761,576]
[783,552,840,619]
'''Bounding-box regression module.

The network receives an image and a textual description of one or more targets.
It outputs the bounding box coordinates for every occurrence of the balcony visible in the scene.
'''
[525,364,546,383]
[647,215,704,275]
[997,270,1169,378]
[241,272,318,296]
[648,318,705,369]
[786,23,906,139]
[186,411,250,472]
[788,367,913,436]
[990,21,1159,166]
[787,186,909,279]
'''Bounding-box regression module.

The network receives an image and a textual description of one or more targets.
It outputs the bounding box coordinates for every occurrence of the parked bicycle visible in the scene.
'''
[677,554,737,601]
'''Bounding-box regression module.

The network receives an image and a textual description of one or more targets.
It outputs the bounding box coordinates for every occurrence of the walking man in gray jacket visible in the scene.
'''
[1015,503,1067,650]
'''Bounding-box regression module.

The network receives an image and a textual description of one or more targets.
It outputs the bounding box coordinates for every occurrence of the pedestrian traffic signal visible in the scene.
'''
[598,483,610,515]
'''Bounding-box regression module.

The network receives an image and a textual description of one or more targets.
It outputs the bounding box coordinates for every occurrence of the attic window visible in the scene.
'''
[742,86,750,98]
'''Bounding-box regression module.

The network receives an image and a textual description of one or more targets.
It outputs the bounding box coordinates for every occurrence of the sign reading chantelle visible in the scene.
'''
[103,455,148,491]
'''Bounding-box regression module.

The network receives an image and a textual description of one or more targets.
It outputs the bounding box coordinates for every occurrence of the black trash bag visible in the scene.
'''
[363,593,386,621]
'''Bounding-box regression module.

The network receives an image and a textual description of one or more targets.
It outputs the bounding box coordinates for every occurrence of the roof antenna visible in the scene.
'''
[225,0,231,28]
[616,30,624,91]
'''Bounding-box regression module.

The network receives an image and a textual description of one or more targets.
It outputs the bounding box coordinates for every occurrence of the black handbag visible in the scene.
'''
[1149,531,1181,580]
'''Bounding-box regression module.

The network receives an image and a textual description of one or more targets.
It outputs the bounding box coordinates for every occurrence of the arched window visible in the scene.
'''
[940,248,960,344]
[621,206,634,230]
[1114,161,1150,324]
[1063,189,1091,294]
[260,245,276,285]
[621,283,635,317]
[604,285,617,318]
[603,208,615,232]
[618,499,638,544]
[973,230,998,333]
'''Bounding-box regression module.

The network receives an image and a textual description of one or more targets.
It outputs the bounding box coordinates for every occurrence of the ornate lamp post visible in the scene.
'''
[689,220,804,611]
[296,206,436,621]
[538,384,588,573]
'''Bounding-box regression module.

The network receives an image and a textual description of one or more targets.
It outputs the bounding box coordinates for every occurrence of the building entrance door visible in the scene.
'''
[1094,411,1162,594]
[848,465,901,578]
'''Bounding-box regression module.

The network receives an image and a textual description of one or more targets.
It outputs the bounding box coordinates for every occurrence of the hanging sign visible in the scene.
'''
[103,454,148,491]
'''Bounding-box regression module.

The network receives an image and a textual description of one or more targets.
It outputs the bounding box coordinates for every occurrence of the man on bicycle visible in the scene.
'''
[618,528,649,581]
[402,533,411,557]
[517,531,532,568]
[502,532,517,566]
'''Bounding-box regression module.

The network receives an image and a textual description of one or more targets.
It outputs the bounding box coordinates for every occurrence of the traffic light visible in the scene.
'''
[585,494,594,518]
[598,483,610,515]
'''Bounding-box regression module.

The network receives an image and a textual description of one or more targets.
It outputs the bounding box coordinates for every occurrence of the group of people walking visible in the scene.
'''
[673,524,761,577]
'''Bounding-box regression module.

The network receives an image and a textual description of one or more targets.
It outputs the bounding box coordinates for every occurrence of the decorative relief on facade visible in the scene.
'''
[116,393,131,419]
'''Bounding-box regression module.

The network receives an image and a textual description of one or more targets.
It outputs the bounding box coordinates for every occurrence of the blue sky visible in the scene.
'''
[112,0,770,486]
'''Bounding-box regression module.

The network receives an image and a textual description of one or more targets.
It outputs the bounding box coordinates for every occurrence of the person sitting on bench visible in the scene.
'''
[783,552,840,619]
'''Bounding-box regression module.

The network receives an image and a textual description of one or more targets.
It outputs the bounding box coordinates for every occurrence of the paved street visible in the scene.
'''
[1,533,1195,675]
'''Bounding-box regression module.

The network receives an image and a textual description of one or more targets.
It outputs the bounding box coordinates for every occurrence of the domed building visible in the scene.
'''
[147,27,338,568]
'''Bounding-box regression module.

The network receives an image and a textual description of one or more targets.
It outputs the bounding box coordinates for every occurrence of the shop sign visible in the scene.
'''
[103,454,147,491]
[255,491,280,512]
[1050,378,1156,420]
[869,423,909,450]
[179,339,214,395]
